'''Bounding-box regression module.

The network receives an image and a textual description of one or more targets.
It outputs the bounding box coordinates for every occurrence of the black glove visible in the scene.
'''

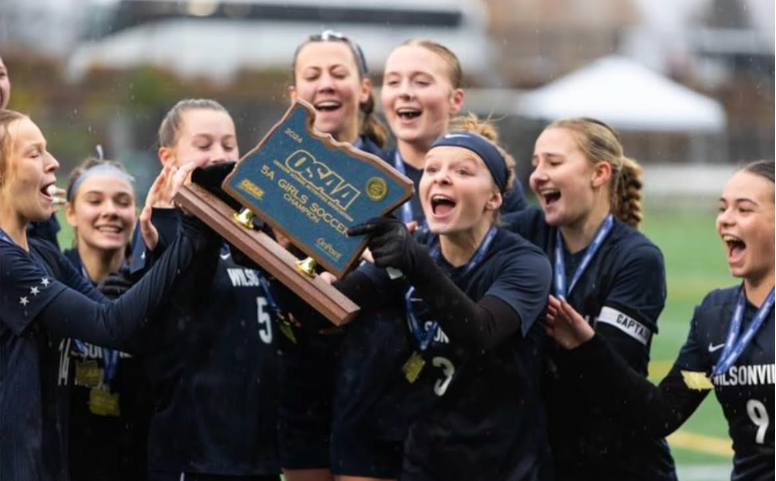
[191,162,266,231]
[191,162,242,211]
[347,217,426,275]
[98,269,135,299]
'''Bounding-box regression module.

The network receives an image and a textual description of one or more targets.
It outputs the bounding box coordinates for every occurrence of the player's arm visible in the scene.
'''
[349,218,552,350]
[593,243,667,370]
[128,208,181,279]
[2,214,218,349]
[547,299,710,436]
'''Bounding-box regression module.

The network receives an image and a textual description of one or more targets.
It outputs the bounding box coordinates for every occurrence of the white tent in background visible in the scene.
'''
[517,55,727,133]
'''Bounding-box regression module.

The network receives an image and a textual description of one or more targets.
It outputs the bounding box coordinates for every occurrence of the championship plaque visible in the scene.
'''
[224,100,414,277]
[174,100,413,325]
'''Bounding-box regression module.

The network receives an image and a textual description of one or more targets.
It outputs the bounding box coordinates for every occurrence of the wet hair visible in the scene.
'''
[292,31,388,147]
[158,99,229,148]
[740,159,775,186]
[547,118,643,229]
[397,39,463,90]
[0,109,28,186]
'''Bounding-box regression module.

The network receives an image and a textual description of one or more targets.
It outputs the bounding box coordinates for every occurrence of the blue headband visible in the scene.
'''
[430,131,509,193]
[67,164,135,201]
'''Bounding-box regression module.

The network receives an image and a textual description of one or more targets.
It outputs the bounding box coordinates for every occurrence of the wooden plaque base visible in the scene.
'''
[175,184,360,326]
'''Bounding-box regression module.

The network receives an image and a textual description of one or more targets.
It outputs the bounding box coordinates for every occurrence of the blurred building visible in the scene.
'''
[0,0,772,184]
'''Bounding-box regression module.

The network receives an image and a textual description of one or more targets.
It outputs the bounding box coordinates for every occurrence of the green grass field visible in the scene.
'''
[641,206,734,479]
[55,204,736,478]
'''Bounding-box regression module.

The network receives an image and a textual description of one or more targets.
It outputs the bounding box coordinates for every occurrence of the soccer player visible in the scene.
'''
[279,31,389,481]
[545,159,775,481]
[128,99,281,481]
[0,54,64,246]
[0,109,215,481]
[287,115,552,480]
[503,118,678,481]
[348,116,552,480]
[380,39,527,229]
[59,157,151,481]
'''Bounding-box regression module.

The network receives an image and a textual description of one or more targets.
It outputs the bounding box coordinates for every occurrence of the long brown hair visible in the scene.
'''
[291,32,388,147]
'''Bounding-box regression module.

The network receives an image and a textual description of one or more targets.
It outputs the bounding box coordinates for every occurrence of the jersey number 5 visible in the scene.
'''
[747,399,769,445]
[256,297,273,344]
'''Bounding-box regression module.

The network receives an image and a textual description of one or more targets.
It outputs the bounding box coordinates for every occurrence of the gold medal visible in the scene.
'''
[681,370,715,391]
[402,351,426,384]
[89,387,121,417]
[278,315,298,344]
[74,360,102,388]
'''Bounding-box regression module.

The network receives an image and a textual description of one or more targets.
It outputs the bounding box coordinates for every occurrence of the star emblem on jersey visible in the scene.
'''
[30,286,40,296]
[19,296,29,306]
[41,278,51,287]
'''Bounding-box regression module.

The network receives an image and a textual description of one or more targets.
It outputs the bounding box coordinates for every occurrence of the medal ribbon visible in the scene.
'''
[711,286,774,376]
[405,226,498,351]
[393,150,416,225]
[554,213,614,300]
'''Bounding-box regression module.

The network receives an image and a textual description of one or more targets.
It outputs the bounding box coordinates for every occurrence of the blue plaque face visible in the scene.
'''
[224,100,414,277]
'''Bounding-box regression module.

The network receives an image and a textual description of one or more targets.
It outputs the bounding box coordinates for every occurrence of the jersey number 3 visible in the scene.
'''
[256,297,273,344]
[432,356,455,396]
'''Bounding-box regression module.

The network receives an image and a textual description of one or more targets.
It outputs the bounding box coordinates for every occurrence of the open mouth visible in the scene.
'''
[722,234,746,260]
[430,194,456,216]
[314,100,342,112]
[396,107,421,120]
[40,183,56,201]
[96,225,124,235]
[540,188,561,206]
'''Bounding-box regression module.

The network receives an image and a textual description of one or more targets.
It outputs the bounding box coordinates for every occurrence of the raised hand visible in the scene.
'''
[544,295,595,349]
[140,162,198,251]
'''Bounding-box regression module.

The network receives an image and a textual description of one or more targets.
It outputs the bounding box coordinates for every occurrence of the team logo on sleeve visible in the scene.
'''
[595,306,652,345]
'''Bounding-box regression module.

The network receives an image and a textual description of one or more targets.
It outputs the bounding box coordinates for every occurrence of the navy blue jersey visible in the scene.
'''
[335,228,551,480]
[59,248,151,481]
[396,229,551,481]
[131,211,280,476]
[675,287,774,481]
[504,207,676,481]
[1,238,88,481]
[27,215,61,249]
[1,220,209,481]
[384,148,527,227]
